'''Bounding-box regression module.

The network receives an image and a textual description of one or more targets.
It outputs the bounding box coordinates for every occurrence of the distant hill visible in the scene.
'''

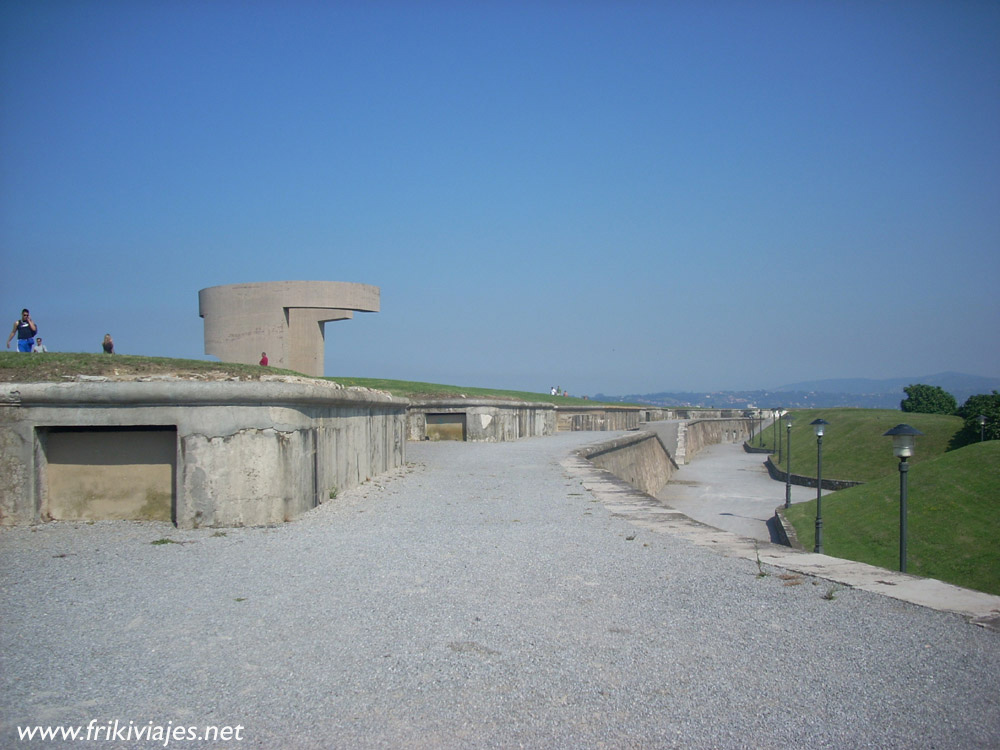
[596,372,1000,410]
[775,372,1000,403]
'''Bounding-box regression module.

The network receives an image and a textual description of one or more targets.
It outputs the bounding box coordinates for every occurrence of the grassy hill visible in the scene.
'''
[0,353,617,405]
[752,408,963,482]
[784,440,1000,596]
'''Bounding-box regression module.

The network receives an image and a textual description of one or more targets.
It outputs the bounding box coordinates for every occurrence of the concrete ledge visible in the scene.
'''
[764,455,864,491]
[773,505,805,549]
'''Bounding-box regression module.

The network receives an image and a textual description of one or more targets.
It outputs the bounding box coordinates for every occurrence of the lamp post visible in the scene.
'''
[978,414,988,442]
[772,411,778,455]
[883,424,923,573]
[784,414,793,509]
[810,418,829,554]
[777,409,783,463]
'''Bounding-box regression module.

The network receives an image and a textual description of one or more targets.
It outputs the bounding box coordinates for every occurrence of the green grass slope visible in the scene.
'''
[785,440,1000,595]
[0,352,623,405]
[324,376,607,404]
[755,408,963,482]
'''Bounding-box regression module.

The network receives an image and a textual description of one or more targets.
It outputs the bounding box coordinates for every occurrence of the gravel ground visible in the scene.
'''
[2,431,999,749]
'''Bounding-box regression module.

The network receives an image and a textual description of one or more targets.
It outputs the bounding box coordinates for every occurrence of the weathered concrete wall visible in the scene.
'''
[576,419,750,498]
[407,400,555,442]
[641,408,758,422]
[0,380,407,528]
[555,406,641,432]
[578,432,678,496]
[685,419,752,461]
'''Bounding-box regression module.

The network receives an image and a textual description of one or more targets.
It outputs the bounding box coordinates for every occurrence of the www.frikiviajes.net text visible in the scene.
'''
[17,720,244,745]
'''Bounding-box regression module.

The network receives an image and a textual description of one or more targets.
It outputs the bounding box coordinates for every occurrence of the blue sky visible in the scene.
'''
[2,0,998,396]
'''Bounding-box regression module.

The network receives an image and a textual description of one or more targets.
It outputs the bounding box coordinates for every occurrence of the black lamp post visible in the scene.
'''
[810,418,829,554]
[978,414,988,442]
[784,414,793,509]
[883,424,923,573]
[772,411,778,454]
[777,409,783,463]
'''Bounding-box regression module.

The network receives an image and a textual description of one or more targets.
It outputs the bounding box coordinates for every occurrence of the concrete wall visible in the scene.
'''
[578,432,678,495]
[555,406,641,432]
[641,408,758,422]
[199,281,380,376]
[407,400,556,442]
[0,380,407,528]
[685,419,752,461]
[577,418,750,497]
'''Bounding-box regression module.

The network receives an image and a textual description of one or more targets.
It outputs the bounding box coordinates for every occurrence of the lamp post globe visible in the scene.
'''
[978,415,988,442]
[883,424,923,573]
[810,419,829,554]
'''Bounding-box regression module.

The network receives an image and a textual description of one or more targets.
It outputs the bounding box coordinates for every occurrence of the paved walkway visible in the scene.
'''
[654,441,822,542]
[2,432,999,749]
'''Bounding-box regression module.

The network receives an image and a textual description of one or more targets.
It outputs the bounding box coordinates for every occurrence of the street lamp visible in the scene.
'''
[883,424,923,573]
[978,414,988,442]
[810,418,829,554]
[777,409,783,463]
[784,414,793,509]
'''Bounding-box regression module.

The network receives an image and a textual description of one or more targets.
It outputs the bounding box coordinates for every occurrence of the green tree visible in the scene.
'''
[954,391,1000,444]
[900,384,957,415]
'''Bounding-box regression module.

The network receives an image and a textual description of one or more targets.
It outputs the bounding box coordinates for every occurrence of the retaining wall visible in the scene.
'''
[556,406,641,432]
[0,380,407,528]
[407,399,556,442]
[577,431,679,495]
[685,419,753,461]
[576,418,751,497]
[763,456,864,491]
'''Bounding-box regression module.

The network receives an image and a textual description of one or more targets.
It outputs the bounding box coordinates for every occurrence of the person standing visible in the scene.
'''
[102,334,114,354]
[6,309,37,352]
[259,352,269,366]
[31,337,48,352]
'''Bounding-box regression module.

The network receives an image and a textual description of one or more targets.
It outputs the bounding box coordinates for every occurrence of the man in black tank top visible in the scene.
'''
[6,309,37,353]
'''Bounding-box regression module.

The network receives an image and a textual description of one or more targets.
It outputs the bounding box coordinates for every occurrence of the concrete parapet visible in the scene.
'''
[407,399,555,442]
[0,380,407,528]
[199,281,380,376]
[763,455,864,491]
[685,419,752,462]
[578,431,679,495]
[555,405,641,432]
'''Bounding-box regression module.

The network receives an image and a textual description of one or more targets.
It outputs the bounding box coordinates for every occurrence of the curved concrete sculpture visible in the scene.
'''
[199,281,379,376]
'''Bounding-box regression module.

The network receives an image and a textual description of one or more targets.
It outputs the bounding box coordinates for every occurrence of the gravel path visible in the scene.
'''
[2,432,999,748]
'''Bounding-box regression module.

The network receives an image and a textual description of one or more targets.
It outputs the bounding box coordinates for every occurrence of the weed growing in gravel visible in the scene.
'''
[150,538,179,545]
[822,586,839,600]
[754,543,769,578]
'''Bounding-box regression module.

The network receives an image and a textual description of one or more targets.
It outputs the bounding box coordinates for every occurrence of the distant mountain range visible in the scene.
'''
[595,372,1000,410]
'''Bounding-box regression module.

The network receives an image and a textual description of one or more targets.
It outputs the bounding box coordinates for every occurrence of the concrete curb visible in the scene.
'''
[764,455,864,490]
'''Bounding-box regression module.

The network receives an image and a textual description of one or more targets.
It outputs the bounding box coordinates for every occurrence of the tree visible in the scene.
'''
[900,384,957,415]
[956,391,1000,443]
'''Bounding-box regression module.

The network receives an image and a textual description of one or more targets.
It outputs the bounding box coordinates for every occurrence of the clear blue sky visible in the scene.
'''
[2,0,998,396]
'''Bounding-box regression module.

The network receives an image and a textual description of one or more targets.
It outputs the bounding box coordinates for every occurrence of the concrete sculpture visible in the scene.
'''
[199,281,380,376]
